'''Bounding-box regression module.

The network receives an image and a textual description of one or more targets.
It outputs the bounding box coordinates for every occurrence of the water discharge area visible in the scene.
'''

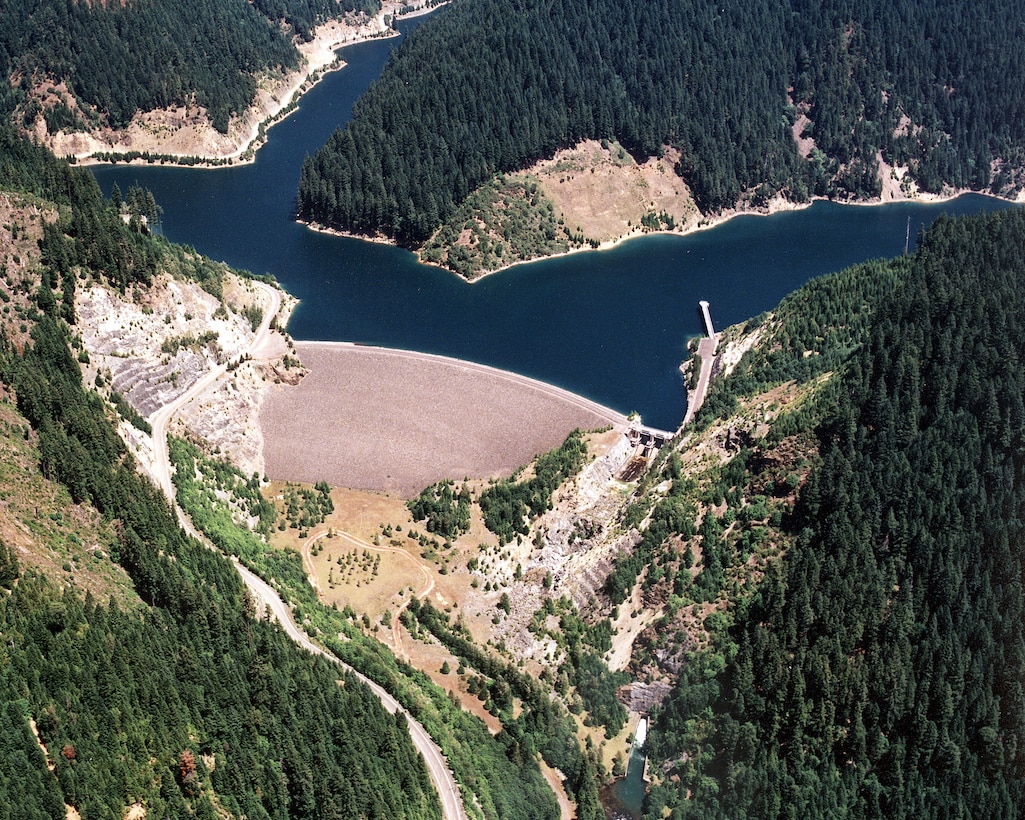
[605,718,648,820]
[90,15,1020,434]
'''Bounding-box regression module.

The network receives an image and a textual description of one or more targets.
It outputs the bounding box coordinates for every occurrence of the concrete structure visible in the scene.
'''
[627,424,674,453]
[699,299,716,340]
[682,301,720,427]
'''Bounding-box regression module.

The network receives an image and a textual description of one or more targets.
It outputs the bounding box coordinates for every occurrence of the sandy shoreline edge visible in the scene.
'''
[46,1,443,168]
[455,186,1025,282]
[43,0,1020,275]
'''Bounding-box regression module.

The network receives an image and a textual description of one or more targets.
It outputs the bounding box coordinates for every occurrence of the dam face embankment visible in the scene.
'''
[260,342,627,497]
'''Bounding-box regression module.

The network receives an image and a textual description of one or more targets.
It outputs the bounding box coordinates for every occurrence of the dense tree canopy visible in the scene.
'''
[645,209,1025,817]
[0,122,595,820]
[1,0,379,133]
[0,310,441,819]
[0,125,440,818]
[299,0,1025,244]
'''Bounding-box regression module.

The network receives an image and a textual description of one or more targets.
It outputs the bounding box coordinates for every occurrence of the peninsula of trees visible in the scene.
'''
[298,0,1025,249]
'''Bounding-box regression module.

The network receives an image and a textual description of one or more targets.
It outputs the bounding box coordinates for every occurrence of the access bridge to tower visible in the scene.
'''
[622,299,718,462]
[683,300,719,427]
[616,300,718,481]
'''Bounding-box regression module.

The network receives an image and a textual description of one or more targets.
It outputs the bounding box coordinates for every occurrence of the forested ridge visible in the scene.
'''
[0,0,378,134]
[0,126,583,820]
[0,130,440,819]
[299,0,1025,245]
[641,210,1025,817]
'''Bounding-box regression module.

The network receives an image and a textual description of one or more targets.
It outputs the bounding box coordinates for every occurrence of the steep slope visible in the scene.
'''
[643,210,1025,816]
[0,130,441,819]
[299,0,1025,269]
[379,209,1025,818]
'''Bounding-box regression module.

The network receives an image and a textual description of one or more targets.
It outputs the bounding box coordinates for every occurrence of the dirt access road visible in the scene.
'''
[146,281,282,500]
[145,281,466,820]
[682,335,717,426]
[302,528,434,658]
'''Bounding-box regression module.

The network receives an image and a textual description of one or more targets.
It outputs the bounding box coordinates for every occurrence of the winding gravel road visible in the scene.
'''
[144,281,466,820]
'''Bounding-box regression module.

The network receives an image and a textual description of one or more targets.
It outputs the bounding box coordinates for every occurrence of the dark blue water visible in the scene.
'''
[91,16,1018,431]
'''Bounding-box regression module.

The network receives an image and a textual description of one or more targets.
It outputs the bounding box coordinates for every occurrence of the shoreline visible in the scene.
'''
[298,218,404,249]
[50,1,443,169]
[303,187,1021,285]
[456,187,1024,283]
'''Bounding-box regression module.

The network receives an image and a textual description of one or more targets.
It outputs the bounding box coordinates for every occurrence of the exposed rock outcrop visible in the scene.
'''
[475,429,650,662]
[77,272,295,478]
[617,680,673,714]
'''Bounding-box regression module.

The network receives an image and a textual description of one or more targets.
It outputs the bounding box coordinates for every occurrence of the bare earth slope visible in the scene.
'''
[76,272,297,481]
[532,140,697,243]
[40,1,435,165]
[260,342,629,496]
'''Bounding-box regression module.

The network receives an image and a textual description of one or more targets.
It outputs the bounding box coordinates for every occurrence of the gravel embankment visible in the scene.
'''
[260,342,628,497]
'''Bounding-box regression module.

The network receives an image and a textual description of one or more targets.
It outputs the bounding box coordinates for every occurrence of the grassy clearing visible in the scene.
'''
[316,535,426,622]
[265,480,499,625]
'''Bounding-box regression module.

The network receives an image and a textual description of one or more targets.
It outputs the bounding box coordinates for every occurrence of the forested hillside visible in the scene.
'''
[1,0,378,134]
[0,130,440,818]
[642,210,1025,816]
[298,0,1025,245]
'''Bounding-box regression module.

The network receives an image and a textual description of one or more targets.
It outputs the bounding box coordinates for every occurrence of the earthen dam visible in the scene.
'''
[260,342,630,497]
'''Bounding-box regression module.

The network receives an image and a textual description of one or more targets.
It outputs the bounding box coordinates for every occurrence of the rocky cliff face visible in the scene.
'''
[77,272,297,478]
[539,432,643,611]
[78,275,248,416]
[463,428,648,664]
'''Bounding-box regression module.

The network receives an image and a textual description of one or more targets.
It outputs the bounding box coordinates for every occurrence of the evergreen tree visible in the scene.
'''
[645,209,1025,818]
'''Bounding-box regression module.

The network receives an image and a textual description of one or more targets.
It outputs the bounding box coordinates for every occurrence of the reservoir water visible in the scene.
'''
[90,15,1018,432]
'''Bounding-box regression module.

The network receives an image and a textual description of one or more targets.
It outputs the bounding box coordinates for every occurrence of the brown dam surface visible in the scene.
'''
[260,342,629,497]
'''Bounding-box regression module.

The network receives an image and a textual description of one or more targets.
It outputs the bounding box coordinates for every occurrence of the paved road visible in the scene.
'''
[145,282,466,820]
[230,558,464,820]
